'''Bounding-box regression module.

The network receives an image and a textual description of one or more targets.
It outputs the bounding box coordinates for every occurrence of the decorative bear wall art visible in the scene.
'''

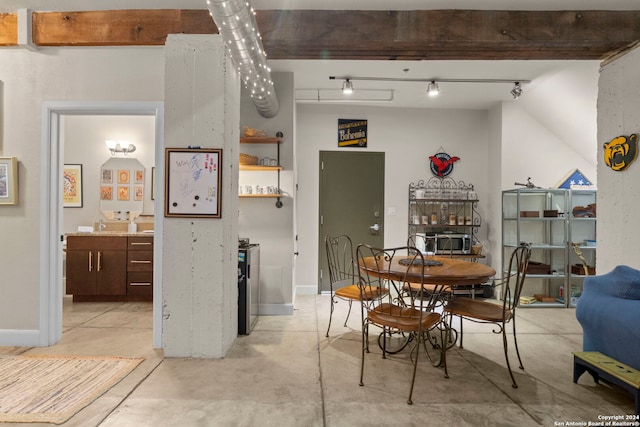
[603,134,638,171]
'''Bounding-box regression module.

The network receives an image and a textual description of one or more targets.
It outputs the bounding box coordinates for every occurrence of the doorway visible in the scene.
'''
[318,151,385,293]
[41,101,164,348]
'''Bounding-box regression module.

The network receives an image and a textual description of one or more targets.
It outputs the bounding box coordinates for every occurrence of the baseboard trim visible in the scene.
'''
[259,304,294,316]
[295,285,318,295]
[0,329,42,346]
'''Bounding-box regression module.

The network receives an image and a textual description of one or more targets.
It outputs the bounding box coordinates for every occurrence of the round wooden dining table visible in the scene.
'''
[358,255,496,287]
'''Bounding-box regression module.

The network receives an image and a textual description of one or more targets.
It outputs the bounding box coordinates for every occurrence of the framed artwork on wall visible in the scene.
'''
[165,148,222,218]
[0,157,19,205]
[63,164,83,208]
[151,167,156,200]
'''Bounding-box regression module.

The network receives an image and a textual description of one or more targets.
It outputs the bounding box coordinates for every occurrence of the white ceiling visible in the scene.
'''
[2,0,630,164]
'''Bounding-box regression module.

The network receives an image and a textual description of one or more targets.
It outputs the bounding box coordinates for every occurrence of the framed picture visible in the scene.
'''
[117,186,130,201]
[165,148,222,218]
[101,169,113,184]
[151,167,156,200]
[100,186,113,200]
[0,157,19,205]
[135,169,144,184]
[134,186,143,201]
[63,164,83,208]
[118,169,130,184]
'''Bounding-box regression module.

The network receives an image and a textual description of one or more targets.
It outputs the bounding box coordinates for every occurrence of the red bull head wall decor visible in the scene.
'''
[603,134,638,171]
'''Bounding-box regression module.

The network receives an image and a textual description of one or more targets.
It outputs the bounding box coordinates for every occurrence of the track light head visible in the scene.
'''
[427,81,439,97]
[511,82,523,99]
[342,79,353,95]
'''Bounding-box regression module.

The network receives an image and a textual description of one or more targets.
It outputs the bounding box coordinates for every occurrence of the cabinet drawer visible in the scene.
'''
[128,236,153,250]
[127,272,153,299]
[67,236,127,251]
[127,250,153,271]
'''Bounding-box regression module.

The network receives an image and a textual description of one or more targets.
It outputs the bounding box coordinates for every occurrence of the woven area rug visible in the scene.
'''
[0,354,144,424]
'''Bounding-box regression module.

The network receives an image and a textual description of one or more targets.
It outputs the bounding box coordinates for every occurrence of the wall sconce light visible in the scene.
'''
[426,81,440,97]
[342,79,354,95]
[105,140,136,156]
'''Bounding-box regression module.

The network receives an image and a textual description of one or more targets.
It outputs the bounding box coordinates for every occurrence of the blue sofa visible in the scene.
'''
[576,265,640,370]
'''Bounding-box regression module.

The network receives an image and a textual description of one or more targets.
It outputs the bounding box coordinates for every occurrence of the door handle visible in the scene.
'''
[369,223,380,232]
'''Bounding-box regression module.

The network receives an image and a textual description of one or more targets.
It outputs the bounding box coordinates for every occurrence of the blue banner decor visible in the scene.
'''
[338,119,367,147]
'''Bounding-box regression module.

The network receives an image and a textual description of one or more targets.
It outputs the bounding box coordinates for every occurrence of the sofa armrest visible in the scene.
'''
[583,265,640,300]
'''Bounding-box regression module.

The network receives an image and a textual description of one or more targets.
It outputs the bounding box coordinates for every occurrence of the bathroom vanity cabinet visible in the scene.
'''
[66,234,153,302]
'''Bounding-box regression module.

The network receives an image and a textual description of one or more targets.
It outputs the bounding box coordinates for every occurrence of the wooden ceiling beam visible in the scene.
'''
[32,10,216,46]
[0,9,638,60]
[256,10,640,60]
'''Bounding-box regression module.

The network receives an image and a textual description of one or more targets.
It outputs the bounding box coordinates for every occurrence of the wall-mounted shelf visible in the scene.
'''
[239,165,283,172]
[239,133,284,208]
[239,194,283,199]
[240,136,282,145]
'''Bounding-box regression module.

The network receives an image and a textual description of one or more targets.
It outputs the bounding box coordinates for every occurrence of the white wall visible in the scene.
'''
[501,103,597,189]
[295,104,492,290]
[0,43,601,344]
[238,73,296,314]
[295,99,600,293]
[62,115,156,235]
[0,47,163,335]
[597,46,640,273]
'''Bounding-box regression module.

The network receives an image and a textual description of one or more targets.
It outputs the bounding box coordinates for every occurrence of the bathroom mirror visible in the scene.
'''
[99,157,145,220]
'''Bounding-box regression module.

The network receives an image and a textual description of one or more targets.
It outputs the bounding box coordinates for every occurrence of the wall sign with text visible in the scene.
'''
[338,119,367,148]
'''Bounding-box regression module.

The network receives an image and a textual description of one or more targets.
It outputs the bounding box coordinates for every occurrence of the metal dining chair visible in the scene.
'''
[444,243,531,388]
[356,243,449,405]
[324,234,387,337]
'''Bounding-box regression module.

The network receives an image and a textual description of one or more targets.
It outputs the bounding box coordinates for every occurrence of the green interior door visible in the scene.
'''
[319,151,385,293]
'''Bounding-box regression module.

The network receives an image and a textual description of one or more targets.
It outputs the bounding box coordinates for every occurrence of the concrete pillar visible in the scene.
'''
[162,34,240,357]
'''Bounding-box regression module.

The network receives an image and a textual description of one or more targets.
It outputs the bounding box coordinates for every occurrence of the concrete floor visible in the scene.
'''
[0,294,636,426]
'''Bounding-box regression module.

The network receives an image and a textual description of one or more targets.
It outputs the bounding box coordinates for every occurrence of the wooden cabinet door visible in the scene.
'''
[66,249,97,294]
[96,250,127,295]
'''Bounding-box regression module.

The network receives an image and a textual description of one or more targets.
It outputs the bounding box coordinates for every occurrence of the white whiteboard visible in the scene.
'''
[165,148,222,218]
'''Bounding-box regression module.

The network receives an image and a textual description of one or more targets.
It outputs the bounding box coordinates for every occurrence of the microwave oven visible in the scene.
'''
[434,233,472,255]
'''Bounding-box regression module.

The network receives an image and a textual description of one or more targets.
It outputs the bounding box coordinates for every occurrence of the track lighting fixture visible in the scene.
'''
[426,81,439,97]
[510,82,523,99]
[330,76,530,99]
[342,79,354,95]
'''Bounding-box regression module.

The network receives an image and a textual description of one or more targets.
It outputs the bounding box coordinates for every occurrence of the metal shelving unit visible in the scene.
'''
[502,188,596,307]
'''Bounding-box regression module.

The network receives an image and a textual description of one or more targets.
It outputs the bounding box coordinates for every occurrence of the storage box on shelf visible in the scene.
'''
[501,188,597,307]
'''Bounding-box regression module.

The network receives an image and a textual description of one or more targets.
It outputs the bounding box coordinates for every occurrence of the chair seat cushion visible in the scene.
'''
[445,297,513,323]
[336,285,387,300]
[369,303,441,332]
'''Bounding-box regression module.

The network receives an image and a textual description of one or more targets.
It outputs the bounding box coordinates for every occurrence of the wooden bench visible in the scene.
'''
[573,351,640,415]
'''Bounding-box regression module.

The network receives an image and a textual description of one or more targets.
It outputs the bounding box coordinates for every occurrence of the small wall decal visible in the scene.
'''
[429,150,460,178]
[603,134,638,171]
